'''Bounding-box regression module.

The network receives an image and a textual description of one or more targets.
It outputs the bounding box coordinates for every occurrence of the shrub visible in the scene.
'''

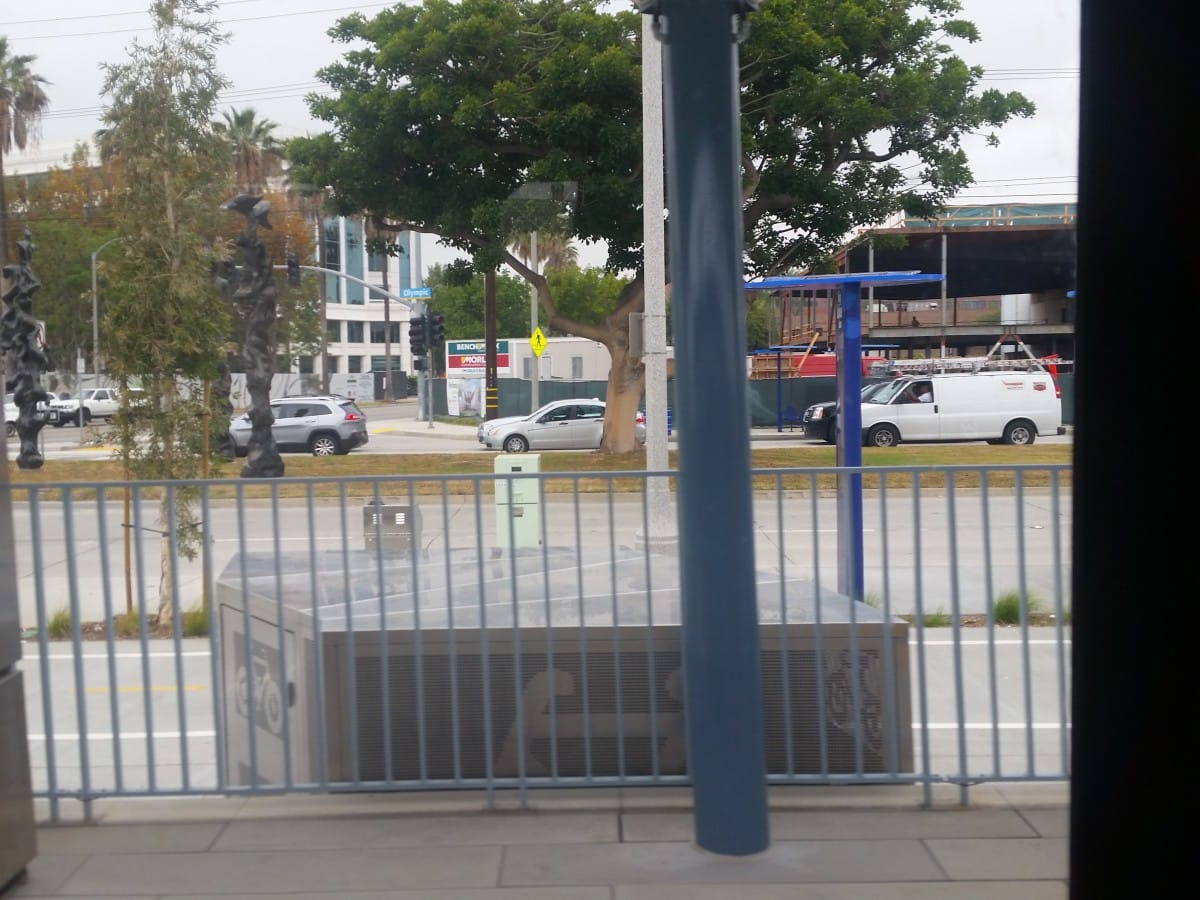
[922,609,951,628]
[182,606,210,638]
[992,589,1044,625]
[114,611,139,638]
[47,607,72,639]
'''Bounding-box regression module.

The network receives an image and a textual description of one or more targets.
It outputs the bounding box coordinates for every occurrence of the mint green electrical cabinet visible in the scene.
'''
[494,454,542,552]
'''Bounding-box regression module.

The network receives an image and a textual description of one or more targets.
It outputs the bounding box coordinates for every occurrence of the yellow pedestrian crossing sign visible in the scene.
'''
[530,326,547,358]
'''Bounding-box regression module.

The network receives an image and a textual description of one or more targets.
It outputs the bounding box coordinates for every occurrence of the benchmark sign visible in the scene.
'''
[446,340,510,377]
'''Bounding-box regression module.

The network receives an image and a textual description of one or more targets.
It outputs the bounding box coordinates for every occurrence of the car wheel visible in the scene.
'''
[5,421,14,437]
[503,434,529,453]
[1003,420,1036,445]
[78,409,91,427]
[52,420,64,428]
[867,424,899,448]
[824,420,837,444]
[310,434,340,457]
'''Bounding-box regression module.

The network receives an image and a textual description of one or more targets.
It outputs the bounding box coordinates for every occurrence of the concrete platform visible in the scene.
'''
[9,783,1068,898]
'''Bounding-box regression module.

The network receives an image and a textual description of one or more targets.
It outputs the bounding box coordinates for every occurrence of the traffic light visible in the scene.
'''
[408,314,427,357]
[286,253,300,286]
[427,312,445,344]
[413,357,427,371]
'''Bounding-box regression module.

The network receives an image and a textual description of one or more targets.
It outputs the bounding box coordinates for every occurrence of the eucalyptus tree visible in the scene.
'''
[0,37,50,275]
[288,0,1034,451]
[98,0,233,625]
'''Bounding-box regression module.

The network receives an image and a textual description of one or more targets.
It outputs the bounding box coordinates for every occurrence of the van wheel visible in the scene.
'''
[1003,420,1036,445]
[867,424,899,448]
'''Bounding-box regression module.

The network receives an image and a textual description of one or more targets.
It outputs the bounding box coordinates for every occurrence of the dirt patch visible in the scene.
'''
[39,612,1066,642]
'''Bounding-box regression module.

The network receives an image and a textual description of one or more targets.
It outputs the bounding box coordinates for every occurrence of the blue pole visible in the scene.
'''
[653,0,769,855]
[835,282,865,598]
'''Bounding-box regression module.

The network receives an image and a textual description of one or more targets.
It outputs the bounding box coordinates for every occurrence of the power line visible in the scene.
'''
[9,2,394,41]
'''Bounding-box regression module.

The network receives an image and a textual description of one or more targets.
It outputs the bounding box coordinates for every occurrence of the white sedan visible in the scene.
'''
[477,398,645,452]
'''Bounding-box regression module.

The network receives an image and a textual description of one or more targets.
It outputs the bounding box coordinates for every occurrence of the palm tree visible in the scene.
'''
[215,106,283,194]
[509,228,578,271]
[0,37,50,273]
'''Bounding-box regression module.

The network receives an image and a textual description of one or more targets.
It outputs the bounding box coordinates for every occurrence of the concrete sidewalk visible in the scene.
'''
[12,783,1068,898]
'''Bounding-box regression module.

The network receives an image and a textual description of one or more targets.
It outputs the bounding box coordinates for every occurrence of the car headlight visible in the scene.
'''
[810,408,824,421]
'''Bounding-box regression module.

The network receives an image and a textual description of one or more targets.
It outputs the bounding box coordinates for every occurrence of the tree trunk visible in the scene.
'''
[156,503,176,629]
[600,341,645,452]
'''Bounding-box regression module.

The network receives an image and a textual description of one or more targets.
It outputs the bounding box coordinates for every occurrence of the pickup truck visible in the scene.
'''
[49,387,146,426]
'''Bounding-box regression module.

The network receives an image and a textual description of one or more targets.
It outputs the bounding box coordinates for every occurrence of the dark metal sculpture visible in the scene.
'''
[223,194,283,478]
[1,230,52,469]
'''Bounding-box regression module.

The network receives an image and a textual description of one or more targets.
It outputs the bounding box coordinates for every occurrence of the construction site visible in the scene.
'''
[747,203,1076,382]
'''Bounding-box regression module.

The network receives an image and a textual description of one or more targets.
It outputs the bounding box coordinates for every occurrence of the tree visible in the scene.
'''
[214,106,284,194]
[0,36,50,276]
[20,145,122,383]
[287,0,1034,451]
[98,0,233,625]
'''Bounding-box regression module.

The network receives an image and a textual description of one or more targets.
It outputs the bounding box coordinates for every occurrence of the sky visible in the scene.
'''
[2,0,1080,274]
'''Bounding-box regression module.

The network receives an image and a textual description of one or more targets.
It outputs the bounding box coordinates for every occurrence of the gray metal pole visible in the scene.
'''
[641,14,673,545]
[653,0,768,856]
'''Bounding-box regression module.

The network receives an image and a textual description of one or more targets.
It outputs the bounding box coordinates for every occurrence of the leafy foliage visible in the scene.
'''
[286,0,1034,450]
[0,35,51,271]
[97,0,233,622]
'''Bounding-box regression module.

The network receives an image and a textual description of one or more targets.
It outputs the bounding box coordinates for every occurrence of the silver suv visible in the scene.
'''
[230,395,369,457]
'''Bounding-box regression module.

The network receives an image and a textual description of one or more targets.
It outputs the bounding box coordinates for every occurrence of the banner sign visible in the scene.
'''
[446,339,509,376]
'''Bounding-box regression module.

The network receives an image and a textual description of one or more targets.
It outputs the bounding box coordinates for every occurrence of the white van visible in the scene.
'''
[858,371,1063,447]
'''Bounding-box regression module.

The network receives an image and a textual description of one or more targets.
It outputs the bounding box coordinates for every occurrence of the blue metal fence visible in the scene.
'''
[5,464,1071,821]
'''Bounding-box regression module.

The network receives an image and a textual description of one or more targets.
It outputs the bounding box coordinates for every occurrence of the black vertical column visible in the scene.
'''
[654,0,769,855]
[1071,0,1181,895]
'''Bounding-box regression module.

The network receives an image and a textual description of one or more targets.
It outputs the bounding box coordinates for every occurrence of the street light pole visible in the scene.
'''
[91,236,124,378]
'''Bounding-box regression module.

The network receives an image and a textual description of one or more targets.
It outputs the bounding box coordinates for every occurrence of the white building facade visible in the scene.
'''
[303,216,418,382]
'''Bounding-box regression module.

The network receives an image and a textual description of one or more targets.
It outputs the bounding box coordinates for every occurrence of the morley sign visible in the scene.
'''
[446,339,510,377]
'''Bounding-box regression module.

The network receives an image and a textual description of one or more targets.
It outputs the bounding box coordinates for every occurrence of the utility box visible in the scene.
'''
[494,454,541,552]
[363,500,421,553]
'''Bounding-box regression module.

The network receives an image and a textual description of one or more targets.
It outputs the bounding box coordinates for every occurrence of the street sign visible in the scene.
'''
[401,287,432,299]
[530,326,547,358]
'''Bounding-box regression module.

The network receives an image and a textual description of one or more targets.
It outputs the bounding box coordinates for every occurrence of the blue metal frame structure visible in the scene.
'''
[745,273,943,598]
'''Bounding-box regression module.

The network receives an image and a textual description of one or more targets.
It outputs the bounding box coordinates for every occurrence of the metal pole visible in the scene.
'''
[90,236,124,376]
[530,230,539,412]
[642,13,673,545]
[655,0,768,856]
[91,251,100,376]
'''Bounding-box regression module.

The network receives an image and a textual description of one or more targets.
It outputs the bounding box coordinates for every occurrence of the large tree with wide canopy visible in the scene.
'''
[287,0,1034,450]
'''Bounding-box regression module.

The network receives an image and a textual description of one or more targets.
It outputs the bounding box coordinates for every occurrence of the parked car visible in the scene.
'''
[49,387,147,426]
[477,398,645,452]
[802,378,895,443]
[5,392,51,436]
[229,395,369,457]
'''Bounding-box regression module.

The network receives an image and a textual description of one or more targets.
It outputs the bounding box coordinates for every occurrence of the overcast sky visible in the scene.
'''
[3,0,1080,272]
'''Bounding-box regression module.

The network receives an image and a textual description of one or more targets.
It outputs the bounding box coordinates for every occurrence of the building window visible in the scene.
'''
[346,321,364,344]
[368,250,385,273]
[322,218,341,304]
[298,356,314,374]
[571,356,583,379]
[348,356,362,374]
[370,322,401,343]
[326,320,341,343]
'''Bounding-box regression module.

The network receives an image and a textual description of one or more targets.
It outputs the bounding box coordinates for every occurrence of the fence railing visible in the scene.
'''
[6,463,1072,821]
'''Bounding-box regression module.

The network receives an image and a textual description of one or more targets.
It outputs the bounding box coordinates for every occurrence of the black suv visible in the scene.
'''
[802,379,893,443]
